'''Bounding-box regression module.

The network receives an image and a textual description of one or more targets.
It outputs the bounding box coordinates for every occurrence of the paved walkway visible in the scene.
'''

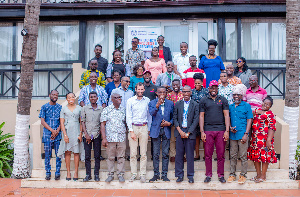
[0,178,299,197]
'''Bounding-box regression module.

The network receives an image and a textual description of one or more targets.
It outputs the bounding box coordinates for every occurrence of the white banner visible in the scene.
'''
[128,26,161,52]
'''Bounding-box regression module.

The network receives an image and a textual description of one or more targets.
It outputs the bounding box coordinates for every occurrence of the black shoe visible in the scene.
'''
[73,178,78,181]
[149,175,160,183]
[115,157,117,161]
[194,157,200,161]
[137,157,140,161]
[204,176,211,183]
[83,175,92,182]
[219,177,226,183]
[45,175,51,180]
[66,177,71,181]
[151,156,153,160]
[94,175,100,182]
[54,175,60,180]
[188,178,194,183]
[126,156,130,161]
[176,177,183,182]
[100,156,105,161]
[161,176,170,182]
[214,158,217,161]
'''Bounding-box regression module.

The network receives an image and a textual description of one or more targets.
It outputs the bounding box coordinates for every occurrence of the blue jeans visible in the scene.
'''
[152,128,170,177]
[44,140,61,176]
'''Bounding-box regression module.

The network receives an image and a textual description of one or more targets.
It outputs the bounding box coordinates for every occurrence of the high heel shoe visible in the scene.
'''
[66,177,71,181]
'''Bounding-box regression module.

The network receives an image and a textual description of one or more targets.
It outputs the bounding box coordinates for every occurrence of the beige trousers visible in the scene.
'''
[128,125,148,176]
[106,141,126,176]
[170,126,176,157]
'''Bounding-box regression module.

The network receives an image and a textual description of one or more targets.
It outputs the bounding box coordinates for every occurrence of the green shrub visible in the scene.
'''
[0,122,14,178]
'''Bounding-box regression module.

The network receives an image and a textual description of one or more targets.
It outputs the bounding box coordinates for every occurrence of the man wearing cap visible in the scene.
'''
[143,70,157,101]
[199,80,230,183]
[227,84,253,184]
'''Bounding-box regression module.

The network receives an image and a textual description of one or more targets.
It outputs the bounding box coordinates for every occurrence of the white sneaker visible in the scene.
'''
[129,174,137,182]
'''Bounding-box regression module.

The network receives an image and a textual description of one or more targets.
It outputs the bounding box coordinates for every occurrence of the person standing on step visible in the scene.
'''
[101,93,127,183]
[79,59,106,89]
[108,76,134,161]
[81,91,103,182]
[245,75,267,111]
[88,44,108,76]
[125,37,146,74]
[247,96,277,183]
[227,84,253,184]
[199,80,230,183]
[166,79,184,162]
[174,85,199,183]
[57,92,84,181]
[149,86,174,183]
[39,90,62,181]
[126,82,152,183]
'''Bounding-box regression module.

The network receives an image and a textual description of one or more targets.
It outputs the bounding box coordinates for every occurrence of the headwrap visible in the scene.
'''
[232,84,247,97]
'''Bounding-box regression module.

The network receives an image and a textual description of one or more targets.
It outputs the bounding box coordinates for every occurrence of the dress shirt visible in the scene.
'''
[218,83,234,105]
[156,71,181,89]
[81,104,103,139]
[78,85,108,106]
[39,103,62,143]
[173,53,191,77]
[182,99,190,128]
[126,96,152,132]
[100,105,126,143]
[108,87,134,108]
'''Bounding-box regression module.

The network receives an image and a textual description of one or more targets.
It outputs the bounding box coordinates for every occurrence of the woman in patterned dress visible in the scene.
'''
[57,92,84,181]
[247,96,277,183]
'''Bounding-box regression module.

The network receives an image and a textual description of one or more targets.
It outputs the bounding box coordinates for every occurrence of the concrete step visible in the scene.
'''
[31,168,288,181]
[21,178,299,190]
[43,158,280,171]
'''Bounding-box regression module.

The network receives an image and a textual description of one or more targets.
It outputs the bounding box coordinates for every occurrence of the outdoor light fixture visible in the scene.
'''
[21,29,28,36]
[180,18,189,25]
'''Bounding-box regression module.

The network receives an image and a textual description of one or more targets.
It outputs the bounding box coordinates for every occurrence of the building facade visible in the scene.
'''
[0,0,286,99]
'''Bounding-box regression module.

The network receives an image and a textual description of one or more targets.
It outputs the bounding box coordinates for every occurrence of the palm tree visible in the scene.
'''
[284,0,300,180]
[11,0,41,179]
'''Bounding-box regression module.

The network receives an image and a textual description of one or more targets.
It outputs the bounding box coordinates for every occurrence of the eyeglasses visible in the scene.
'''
[113,96,122,99]
[122,80,130,83]
[236,60,242,63]
[182,91,191,93]
[132,41,138,43]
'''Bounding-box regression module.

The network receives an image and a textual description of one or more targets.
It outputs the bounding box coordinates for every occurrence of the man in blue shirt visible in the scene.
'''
[39,90,62,181]
[228,84,253,184]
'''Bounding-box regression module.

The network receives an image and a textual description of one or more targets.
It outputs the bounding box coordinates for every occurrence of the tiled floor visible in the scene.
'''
[0,178,299,197]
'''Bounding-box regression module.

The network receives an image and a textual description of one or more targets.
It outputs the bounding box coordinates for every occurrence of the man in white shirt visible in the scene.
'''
[126,82,152,183]
[173,42,191,79]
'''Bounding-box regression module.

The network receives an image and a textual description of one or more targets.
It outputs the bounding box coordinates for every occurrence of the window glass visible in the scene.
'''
[36,22,79,61]
[164,25,189,57]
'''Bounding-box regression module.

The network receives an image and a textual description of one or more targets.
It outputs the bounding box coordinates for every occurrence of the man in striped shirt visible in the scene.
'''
[244,75,267,111]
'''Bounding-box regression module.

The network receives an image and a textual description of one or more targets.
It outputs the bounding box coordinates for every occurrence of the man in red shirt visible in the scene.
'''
[182,55,206,88]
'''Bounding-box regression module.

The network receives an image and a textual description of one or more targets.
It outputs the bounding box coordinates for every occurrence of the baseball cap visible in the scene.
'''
[209,80,219,87]
[143,70,151,75]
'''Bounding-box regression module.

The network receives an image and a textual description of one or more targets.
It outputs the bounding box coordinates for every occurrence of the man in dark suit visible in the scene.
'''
[173,85,199,183]
[148,86,174,182]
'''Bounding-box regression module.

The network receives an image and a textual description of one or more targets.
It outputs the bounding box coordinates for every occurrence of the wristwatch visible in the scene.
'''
[185,133,188,137]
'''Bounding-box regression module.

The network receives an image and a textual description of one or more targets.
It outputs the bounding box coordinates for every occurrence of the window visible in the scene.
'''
[241,19,286,60]
[85,21,108,68]
[225,20,237,60]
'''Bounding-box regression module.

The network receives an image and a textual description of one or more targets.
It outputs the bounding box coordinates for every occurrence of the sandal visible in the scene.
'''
[254,178,266,183]
[250,176,258,181]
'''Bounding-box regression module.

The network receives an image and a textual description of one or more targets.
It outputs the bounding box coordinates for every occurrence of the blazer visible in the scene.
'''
[149,98,174,139]
[173,99,199,139]
[161,46,172,64]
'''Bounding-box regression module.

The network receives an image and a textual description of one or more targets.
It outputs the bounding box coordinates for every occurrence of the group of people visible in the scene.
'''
[39,36,277,184]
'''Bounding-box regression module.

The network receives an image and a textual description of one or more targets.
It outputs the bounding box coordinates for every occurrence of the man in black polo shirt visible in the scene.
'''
[89,44,108,75]
[199,80,230,183]
[143,70,157,101]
